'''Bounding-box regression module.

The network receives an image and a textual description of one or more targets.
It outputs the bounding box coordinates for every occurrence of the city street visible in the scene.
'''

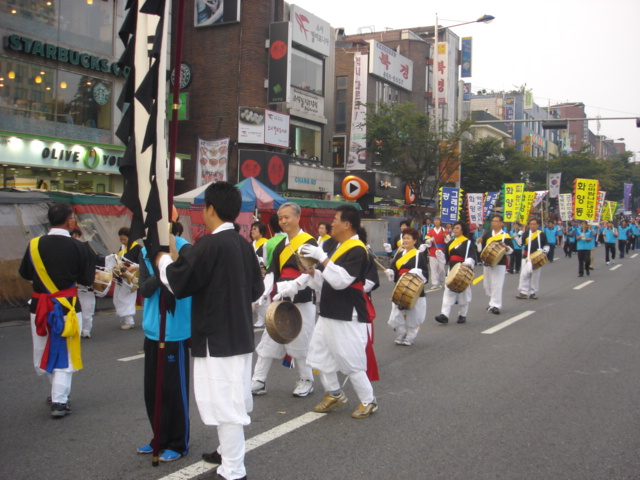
[1,251,639,480]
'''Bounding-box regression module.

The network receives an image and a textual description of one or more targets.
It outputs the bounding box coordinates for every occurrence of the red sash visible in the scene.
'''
[398,268,410,276]
[33,287,78,337]
[450,255,465,263]
[349,281,379,382]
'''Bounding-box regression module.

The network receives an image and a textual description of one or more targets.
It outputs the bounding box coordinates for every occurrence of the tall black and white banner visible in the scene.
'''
[116,0,170,256]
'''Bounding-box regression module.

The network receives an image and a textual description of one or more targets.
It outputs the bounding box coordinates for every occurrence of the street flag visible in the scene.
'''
[623,183,633,212]
[573,178,599,221]
[116,0,171,258]
[439,187,461,223]
[502,183,525,222]
[532,190,548,208]
[548,173,561,198]
[466,193,483,225]
[518,191,536,224]
[558,193,573,221]
[595,191,607,223]
[483,192,499,220]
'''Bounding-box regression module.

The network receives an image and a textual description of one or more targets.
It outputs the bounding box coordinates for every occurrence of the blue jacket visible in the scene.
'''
[617,226,630,241]
[576,230,595,250]
[544,226,558,245]
[510,229,523,250]
[602,227,617,243]
[141,239,192,342]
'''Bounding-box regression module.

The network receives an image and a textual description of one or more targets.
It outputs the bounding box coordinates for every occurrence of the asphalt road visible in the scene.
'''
[1,249,639,480]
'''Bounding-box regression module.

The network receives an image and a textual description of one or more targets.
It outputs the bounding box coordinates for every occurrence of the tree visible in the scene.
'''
[363,102,470,202]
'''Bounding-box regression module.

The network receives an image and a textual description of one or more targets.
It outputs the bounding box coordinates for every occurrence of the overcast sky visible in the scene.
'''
[291,0,640,160]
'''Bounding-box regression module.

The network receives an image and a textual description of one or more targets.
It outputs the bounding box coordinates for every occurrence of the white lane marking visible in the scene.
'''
[631,253,638,258]
[482,310,535,334]
[574,280,594,290]
[157,412,325,480]
[610,264,622,271]
[117,353,144,362]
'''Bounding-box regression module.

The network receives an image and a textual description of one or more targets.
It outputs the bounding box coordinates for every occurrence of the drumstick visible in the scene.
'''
[368,249,388,271]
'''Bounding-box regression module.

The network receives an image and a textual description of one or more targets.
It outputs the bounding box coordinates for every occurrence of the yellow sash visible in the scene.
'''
[254,237,267,251]
[448,235,468,253]
[118,240,139,256]
[279,232,314,271]
[525,230,539,245]
[395,248,418,270]
[486,231,511,245]
[29,237,82,370]
[396,239,402,248]
[319,234,331,243]
[330,238,367,262]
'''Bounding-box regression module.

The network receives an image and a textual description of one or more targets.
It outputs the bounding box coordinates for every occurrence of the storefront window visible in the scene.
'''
[1,0,115,56]
[1,57,113,143]
[1,165,114,193]
[290,121,321,160]
[291,49,323,96]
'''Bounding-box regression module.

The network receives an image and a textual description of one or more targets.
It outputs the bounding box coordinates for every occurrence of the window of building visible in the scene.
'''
[1,57,113,143]
[291,49,323,96]
[290,120,321,160]
[1,0,115,56]
[335,75,347,134]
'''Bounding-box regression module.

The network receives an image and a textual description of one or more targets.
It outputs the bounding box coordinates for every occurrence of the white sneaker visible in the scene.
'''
[430,285,439,290]
[394,334,406,345]
[120,324,134,330]
[81,331,91,338]
[251,380,267,396]
[292,379,314,397]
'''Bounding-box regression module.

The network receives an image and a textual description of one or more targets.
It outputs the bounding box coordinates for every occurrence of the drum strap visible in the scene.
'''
[448,235,468,253]
[279,233,314,271]
[395,248,417,270]
[486,231,511,245]
[254,237,267,251]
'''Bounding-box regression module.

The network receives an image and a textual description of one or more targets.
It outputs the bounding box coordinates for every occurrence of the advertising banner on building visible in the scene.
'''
[558,193,573,221]
[549,172,562,198]
[436,42,447,102]
[348,52,368,171]
[238,107,265,144]
[466,193,483,225]
[197,138,229,186]
[264,110,290,148]
[289,5,331,57]
[368,40,413,91]
[623,182,633,212]
[573,178,599,221]
[195,0,241,27]
[463,82,472,102]
[290,87,325,117]
[439,187,461,223]
[461,37,472,78]
[503,183,525,222]
[524,91,533,109]
[505,97,515,121]
[238,150,288,192]
[268,21,292,103]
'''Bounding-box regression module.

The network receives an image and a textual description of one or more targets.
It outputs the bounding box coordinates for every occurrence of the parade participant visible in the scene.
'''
[264,213,286,270]
[358,228,380,298]
[112,227,141,330]
[563,222,576,258]
[508,222,524,274]
[70,228,97,339]
[156,182,264,480]
[617,220,630,258]
[544,220,560,262]
[516,218,549,300]
[384,227,428,345]
[383,219,410,257]
[601,222,618,265]
[316,221,332,247]
[576,221,595,277]
[250,221,268,328]
[251,202,317,398]
[435,221,477,325]
[629,219,638,251]
[478,215,514,315]
[301,205,379,419]
[136,223,192,462]
[425,217,448,290]
[421,217,432,242]
[19,202,97,418]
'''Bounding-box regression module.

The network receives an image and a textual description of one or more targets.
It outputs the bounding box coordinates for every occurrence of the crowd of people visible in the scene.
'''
[18,190,639,480]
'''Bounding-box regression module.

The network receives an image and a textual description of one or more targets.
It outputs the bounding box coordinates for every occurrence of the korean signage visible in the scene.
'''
[197,138,229,185]
[558,193,573,222]
[439,187,461,223]
[238,150,289,192]
[602,201,617,222]
[461,37,472,78]
[483,192,499,220]
[288,163,333,193]
[436,42,447,101]
[348,52,368,170]
[573,178,599,221]
[289,5,331,57]
[264,110,290,148]
[239,107,290,148]
[519,191,536,224]
[289,87,325,117]
[268,22,292,103]
[168,93,188,121]
[368,40,413,91]
[505,97,515,121]
[463,83,472,102]
[466,193,483,225]
[595,191,607,223]
[502,183,525,222]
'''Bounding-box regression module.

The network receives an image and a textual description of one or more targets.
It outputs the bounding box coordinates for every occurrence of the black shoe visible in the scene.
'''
[586,269,590,276]
[51,402,72,418]
[490,307,500,314]
[515,293,528,299]
[202,450,222,464]
[457,315,466,324]
[435,314,449,324]
[578,274,583,277]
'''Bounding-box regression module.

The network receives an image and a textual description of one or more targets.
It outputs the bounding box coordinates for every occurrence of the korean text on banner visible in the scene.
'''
[573,178,599,221]
[466,193,483,225]
[503,183,525,222]
[558,193,573,222]
[439,187,461,223]
[348,52,368,170]
[197,138,229,186]
[595,191,607,223]
[483,192,499,220]
[519,192,536,224]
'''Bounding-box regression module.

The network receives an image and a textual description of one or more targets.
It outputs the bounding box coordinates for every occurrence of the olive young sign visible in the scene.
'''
[4,35,131,78]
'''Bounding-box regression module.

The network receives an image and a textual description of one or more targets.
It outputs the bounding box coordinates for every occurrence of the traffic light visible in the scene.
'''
[541,120,569,130]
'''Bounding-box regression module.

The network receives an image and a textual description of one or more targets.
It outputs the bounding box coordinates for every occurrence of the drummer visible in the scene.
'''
[383,227,429,346]
[435,221,477,325]
[516,218,550,300]
[70,228,101,338]
[251,202,318,398]
[477,215,514,315]
[112,227,141,330]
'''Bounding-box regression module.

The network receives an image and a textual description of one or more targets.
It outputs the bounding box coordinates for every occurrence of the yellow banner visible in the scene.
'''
[573,178,599,220]
[503,183,525,222]
[518,192,536,224]
[602,201,617,222]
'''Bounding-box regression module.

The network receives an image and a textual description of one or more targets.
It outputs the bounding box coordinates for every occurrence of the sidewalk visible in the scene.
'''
[1,297,116,323]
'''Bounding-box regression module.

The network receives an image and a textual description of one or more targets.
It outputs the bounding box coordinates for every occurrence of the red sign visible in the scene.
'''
[342,175,368,200]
